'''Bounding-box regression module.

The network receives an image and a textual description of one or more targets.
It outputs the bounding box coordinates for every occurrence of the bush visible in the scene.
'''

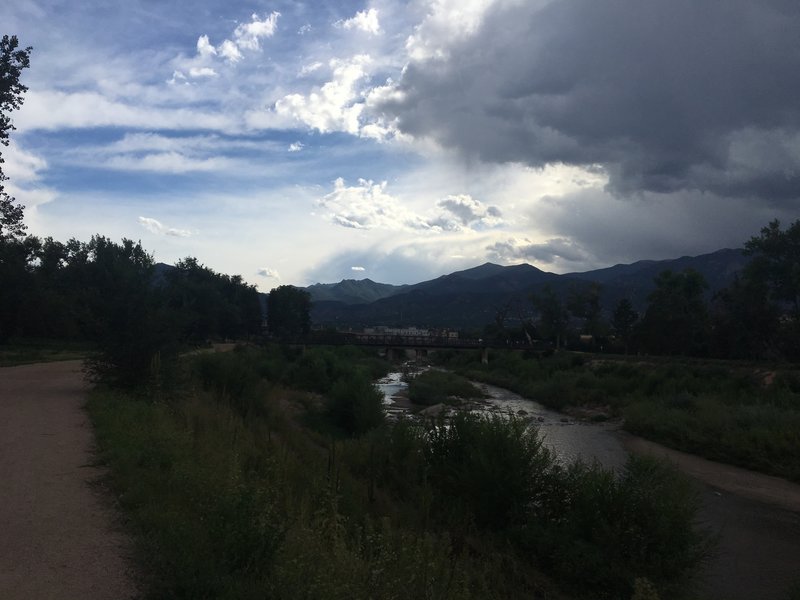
[521,456,710,598]
[424,413,555,530]
[408,370,486,406]
[327,370,385,436]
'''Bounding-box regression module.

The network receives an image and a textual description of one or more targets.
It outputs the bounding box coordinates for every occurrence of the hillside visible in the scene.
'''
[305,278,407,304]
[309,248,748,329]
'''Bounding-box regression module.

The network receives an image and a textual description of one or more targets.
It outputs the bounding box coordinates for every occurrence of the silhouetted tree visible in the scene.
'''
[165,258,261,342]
[743,219,800,317]
[567,282,606,339]
[639,269,709,356]
[82,237,177,386]
[710,274,780,359]
[611,298,638,354]
[267,285,311,339]
[531,285,569,349]
[0,35,32,240]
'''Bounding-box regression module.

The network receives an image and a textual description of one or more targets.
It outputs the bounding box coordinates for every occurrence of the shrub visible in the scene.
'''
[521,456,710,598]
[424,413,554,530]
[408,370,485,405]
[327,370,385,436]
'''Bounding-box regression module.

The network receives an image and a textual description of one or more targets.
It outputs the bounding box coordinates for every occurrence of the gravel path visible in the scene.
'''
[621,433,800,600]
[0,360,138,599]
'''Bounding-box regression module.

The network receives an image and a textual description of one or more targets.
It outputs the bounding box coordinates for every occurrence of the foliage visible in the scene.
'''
[519,456,707,598]
[165,257,262,343]
[611,298,638,352]
[639,269,709,356]
[434,349,800,482]
[326,370,385,435]
[531,284,569,348]
[267,285,311,339]
[0,337,92,367]
[0,233,263,384]
[424,413,555,530]
[88,350,708,599]
[407,369,486,406]
[0,34,32,240]
[744,219,800,316]
[710,274,781,359]
[87,355,483,600]
[73,237,180,387]
[567,281,607,338]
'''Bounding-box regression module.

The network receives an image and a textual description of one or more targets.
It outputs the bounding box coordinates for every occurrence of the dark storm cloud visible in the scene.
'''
[378,0,800,201]
[532,188,800,269]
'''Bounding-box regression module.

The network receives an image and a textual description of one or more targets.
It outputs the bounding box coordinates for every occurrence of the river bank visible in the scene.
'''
[378,368,800,600]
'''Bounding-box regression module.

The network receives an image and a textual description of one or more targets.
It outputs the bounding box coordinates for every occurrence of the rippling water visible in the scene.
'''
[376,372,628,471]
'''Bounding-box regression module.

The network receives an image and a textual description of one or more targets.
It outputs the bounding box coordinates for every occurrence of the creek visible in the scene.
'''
[376,369,628,471]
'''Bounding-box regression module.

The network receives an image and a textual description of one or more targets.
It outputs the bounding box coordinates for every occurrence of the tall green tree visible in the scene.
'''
[165,258,261,343]
[710,274,780,359]
[639,269,709,356]
[267,285,311,339]
[531,285,569,349]
[567,282,606,338]
[0,35,32,240]
[743,219,800,316]
[611,298,638,354]
[81,237,177,386]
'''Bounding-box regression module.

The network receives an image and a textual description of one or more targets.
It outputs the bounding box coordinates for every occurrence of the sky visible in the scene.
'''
[2,0,799,290]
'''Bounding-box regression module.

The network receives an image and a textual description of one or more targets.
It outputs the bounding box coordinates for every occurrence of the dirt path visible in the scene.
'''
[620,433,800,600]
[0,360,138,599]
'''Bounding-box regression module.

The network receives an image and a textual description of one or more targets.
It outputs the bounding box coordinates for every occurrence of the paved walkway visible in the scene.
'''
[0,360,137,599]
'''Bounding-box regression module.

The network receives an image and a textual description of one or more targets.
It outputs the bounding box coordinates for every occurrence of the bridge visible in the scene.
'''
[292,332,553,363]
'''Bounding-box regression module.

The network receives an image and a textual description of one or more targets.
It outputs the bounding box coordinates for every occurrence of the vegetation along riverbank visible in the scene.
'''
[89,344,712,600]
[432,349,800,483]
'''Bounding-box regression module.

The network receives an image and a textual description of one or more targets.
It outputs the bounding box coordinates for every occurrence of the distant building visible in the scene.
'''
[358,326,459,339]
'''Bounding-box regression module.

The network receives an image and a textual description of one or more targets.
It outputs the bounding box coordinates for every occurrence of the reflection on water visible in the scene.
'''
[376,372,628,471]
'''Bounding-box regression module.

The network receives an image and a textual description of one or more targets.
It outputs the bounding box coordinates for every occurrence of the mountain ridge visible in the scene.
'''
[307,248,749,328]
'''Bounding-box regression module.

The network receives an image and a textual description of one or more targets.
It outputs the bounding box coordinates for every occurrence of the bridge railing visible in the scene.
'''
[288,331,552,352]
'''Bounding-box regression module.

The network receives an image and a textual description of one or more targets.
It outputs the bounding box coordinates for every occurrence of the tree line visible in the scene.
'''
[0,234,264,383]
[486,218,800,361]
[0,36,273,384]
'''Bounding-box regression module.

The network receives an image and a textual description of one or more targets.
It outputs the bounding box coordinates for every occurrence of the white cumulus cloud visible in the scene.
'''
[218,39,243,63]
[338,8,381,35]
[233,12,281,50]
[196,35,217,58]
[318,177,435,231]
[273,55,371,135]
[138,216,193,237]
[257,267,280,279]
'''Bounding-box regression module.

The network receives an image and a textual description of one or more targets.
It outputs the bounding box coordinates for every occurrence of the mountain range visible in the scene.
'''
[305,248,750,329]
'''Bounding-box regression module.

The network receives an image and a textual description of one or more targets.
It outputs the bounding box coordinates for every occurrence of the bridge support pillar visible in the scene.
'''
[387,347,406,361]
[481,347,489,365]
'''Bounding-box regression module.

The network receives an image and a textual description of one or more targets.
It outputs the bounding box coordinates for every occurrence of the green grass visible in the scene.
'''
[0,338,93,367]
[86,346,710,599]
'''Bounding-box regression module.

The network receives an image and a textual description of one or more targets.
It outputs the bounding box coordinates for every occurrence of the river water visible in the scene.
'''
[376,371,629,471]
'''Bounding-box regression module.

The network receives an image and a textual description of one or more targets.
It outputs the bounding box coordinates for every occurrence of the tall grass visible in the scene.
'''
[88,345,710,599]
